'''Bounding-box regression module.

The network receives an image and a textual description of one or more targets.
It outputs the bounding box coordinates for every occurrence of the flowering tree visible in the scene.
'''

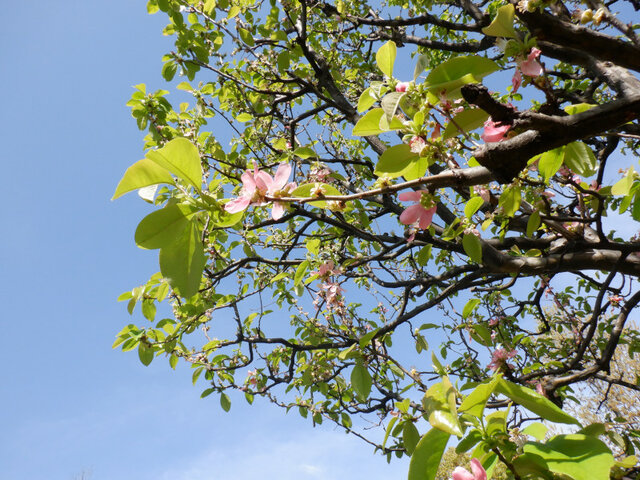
[114,0,640,478]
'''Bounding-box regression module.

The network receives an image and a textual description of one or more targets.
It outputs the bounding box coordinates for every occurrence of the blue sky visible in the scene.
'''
[0,2,409,479]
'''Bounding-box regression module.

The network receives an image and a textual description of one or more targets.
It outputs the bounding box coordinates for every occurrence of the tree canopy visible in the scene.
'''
[114,0,640,478]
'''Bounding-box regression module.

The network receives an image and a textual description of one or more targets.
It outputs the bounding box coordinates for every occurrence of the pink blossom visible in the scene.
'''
[520,48,543,77]
[320,281,345,307]
[474,185,491,203]
[536,382,546,397]
[247,369,258,386]
[268,163,297,220]
[609,294,623,305]
[452,459,487,480]
[488,348,517,371]
[398,191,437,229]
[409,136,427,154]
[224,163,296,220]
[481,118,510,143]
[311,261,340,279]
[396,81,411,92]
[512,67,522,93]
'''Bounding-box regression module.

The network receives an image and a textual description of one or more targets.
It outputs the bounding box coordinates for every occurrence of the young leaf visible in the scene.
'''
[294,260,310,286]
[353,108,386,136]
[527,210,541,237]
[442,108,489,139]
[146,137,203,190]
[374,144,419,178]
[564,141,597,177]
[459,376,499,418]
[220,392,232,412]
[290,182,342,207]
[159,221,206,298]
[112,158,174,200]
[499,184,521,217]
[403,421,421,455]
[408,428,450,480]
[538,147,564,182]
[135,203,196,249]
[481,4,517,38]
[425,57,499,99]
[138,342,154,366]
[351,361,372,401]
[464,197,484,218]
[462,298,481,318]
[496,378,581,425]
[413,54,429,81]
[357,87,376,113]
[380,92,405,121]
[522,434,614,480]
[462,233,483,263]
[376,40,397,78]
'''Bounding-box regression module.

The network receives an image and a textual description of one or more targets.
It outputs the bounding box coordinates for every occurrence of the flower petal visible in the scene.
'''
[512,68,522,93]
[399,204,423,225]
[452,467,475,480]
[241,170,256,191]
[254,170,273,191]
[418,205,436,229]
[224,195,251,213]
[272,163,292,191]
[398,191,423,202]
[271,201,285,220]
[470,459,487,480]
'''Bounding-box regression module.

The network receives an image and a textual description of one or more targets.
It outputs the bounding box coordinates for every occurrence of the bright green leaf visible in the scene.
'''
[462,234,483,263]
[112,158,174,200]
[564,141,597,177]
[135,203,196,249]
[403,422,421,455]
[146,137,203,191]
[374,144,419,178]
[481,4,517,38]
[408,428,450,480]
[351,361,372,401]
[443,108,489,139]
[465,197,485,218]
[357,87,376,113]
[220,392,232,411]
[376,40,397,78]
[462,298,481,318]
[499,184,521,217]
[538,147,564,182]
[138,342,154,366]
[159,221,205,298]
[522,422,548,441]
[353,108,386,136]
[381,91,404,121]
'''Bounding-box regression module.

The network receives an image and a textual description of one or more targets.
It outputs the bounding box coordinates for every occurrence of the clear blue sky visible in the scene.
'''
[0,2,409,479]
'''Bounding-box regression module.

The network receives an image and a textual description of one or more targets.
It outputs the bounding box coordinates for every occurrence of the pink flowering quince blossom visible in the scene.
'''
[488,348,517,371]
[481,118,511,143]
[452,459,487,480]
[398,191,437,229]
[395,81,411,92]
[225,163,296,220]
[512,47,543,93]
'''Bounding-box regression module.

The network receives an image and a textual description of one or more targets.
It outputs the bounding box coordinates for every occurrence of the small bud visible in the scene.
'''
[593,7,606,25]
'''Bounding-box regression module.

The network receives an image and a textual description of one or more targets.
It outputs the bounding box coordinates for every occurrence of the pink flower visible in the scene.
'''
[398,191,437,229]
[409,136,427,154]
[488,348,517,371]
[311,261,340,279]
[452,459,487,480]
[511,67,522,93]
[267,163,297,220]
[473,185,491,203]
[481,118,510,143]
[396,81,411,92]
[224,163,296,220]
[320,281,345,308]
[520,47,543,77]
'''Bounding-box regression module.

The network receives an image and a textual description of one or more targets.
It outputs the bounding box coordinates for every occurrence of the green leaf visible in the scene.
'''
[112,158,174,200]
[277,51,290,73]
[161,61,178,81]
[413,54,429,82]
[290,182,342,207]
[401,156,430,181]
[443,108,489,139]
[499,184,521,217]
[383,416,398,448]
[235,112,253,122]
[381,91,405,121]
[423,377,463,437]
[522,422,548,441]
[462,234,483,263]
[210,208,244,228]
[159,221,205,298]
[374,144,419,178]
[359,329,379,348]
[527,210,541,237]
[357,87,376,113]
[146,137,203,190]
[496,378,581,425]
[538,147,564,182]
[403,422,421,455]
[522,434,614,480]
[564,103,596,115]
[238,27,254,46]
[351,361,372,401]
[227,5,240,19]
[408,428,450,480]
[465,197,484,218]
[376,40,397,78]
[352,108,386,136]
[564,141,597,177]
[459,377,499,418]
[425,57,499,99]
[138,342,154,366]
[220,392,232,411]
[456,429,483,453]
[135,203,195,249]
[292,146,316,159]
[481,4,517,38]
[611,168,635,196]
[462,298,481,318]
[294,260,310,286]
